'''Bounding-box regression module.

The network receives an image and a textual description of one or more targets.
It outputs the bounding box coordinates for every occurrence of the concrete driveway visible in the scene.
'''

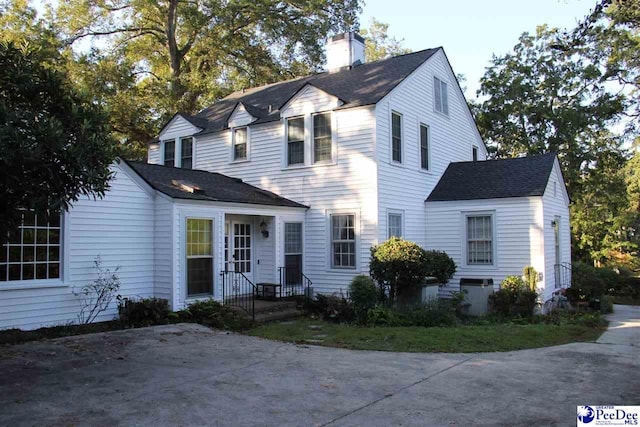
[0,305,638,427]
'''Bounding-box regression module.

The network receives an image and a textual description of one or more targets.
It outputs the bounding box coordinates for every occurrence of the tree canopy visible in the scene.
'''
[51,0,362,155]
[474,1,639,268]
[0,42,116,236]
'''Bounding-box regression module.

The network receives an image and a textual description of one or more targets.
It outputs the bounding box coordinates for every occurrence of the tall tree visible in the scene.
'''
[473,7,638,268]
[475,25,625,197]
[359,18,410,62]
[53,0,362,152]
[0,42,117,236]
[569,0,640,135]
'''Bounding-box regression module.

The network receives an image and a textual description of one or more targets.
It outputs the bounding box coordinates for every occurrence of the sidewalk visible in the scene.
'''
[597,304,640,347]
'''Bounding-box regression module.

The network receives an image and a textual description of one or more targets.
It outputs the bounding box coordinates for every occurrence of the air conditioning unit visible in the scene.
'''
[460,278,494,316]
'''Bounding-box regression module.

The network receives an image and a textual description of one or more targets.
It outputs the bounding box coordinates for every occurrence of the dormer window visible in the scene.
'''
[181,137,193,169]
[287,117,305,166]
[163,141,175,167]
[233,128,248,161]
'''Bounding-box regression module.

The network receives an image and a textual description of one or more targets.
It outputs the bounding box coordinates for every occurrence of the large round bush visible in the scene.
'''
[369,237,429,303]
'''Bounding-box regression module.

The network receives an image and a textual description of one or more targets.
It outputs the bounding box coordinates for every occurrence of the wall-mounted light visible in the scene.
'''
[551,220,557,227]
[260,219,269,238]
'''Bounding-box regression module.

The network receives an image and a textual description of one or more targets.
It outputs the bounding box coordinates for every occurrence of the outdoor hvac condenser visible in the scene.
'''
[460,278,495,316]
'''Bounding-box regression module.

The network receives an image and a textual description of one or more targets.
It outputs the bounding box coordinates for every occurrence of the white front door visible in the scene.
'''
[231,222,254,283]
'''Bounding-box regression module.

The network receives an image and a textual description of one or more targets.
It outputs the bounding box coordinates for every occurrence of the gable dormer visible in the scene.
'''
[279,84,343,118]
[150,113,203,169]
[228,102,258,128]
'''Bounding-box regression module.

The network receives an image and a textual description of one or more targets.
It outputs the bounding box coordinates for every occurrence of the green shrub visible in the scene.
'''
[366,300,459,327]
[366,305,402,327]
[571,262,629,301]
[600,295,614,314]
[303,294,354,323]
[488,276,538,318]
[348,275,378,324]
[175,299,253,331]
[501,275,526,293]
[117,297,170,328]
[423,250,457,285]
[369,238,430,304]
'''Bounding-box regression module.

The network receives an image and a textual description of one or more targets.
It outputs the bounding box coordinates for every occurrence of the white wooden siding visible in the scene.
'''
[228,104,255,128]
[425,197,545,296]
[280,85,342,118]
[148,143,161,164]
[0,164,156,330]
[541,161,571,301]
[254,217,276,284]
[190,106,377,295]
[375,50,488,247]
[154,196,174,306]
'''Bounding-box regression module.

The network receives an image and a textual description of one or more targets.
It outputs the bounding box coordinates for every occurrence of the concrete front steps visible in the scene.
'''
[227,299,303,323]
[254,299,303,323]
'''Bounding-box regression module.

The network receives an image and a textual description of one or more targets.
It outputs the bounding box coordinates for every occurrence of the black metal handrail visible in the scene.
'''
[278,267,312,298]
[220,271,256,320]
[554,262,572,289]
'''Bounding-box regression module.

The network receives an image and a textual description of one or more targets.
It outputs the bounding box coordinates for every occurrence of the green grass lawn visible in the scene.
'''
[248,318,606,353]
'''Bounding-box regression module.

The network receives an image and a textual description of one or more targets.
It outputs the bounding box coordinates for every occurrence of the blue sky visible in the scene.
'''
[359,0,597,99]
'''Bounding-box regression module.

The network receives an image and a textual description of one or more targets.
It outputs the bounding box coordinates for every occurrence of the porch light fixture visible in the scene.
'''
[260,220,269,238]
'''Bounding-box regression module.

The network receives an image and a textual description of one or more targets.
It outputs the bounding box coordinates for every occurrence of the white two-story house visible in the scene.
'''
[0,32,571,329]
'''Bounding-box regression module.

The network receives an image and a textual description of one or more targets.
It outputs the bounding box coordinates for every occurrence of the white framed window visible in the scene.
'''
[286,117,305,166]
[313,112,332,163]
[388,211,403,238]
[466,214,494,265]
[472,146,478,161]
[330,213,356,269]
[391,111,402,163]
[186,218,213,297]
[233,127,248,161]
[181,137,193,169]
[434,76,449,115]
[420,124,430,170]
[1,210,62,282]
[163,140,175,167]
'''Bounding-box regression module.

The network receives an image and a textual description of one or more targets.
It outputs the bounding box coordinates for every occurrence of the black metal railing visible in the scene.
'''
[554,262,572,289]
[221,271,256,320]
[278,267,312,298]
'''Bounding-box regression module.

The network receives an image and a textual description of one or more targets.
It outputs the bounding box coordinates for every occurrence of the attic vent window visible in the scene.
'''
[172,180,205,194]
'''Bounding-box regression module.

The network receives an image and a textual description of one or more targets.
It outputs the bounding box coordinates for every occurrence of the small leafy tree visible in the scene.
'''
[73,256,121,324]
[424,250,457,285]
[369,238,429,304]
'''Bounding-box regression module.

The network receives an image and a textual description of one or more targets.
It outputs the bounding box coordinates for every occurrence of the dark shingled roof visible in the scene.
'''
[124,160,307,208]
[181,48,440,134]
[426,153,557,202]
